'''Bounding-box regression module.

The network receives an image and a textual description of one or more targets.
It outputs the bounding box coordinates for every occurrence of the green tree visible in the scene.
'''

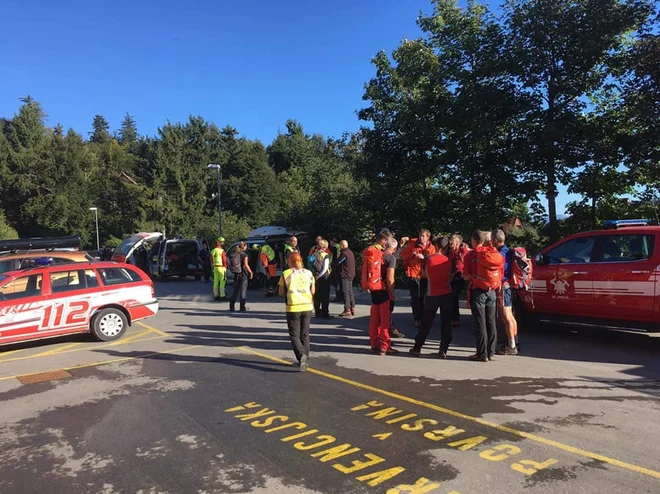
[0,210,18,240]
[89,115,111,144]
[118,113,138,146]
[504,0,654,239]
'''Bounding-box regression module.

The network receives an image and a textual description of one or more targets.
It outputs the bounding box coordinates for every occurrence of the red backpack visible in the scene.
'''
[510,247,533,290]
[473,247,504,291]
[361,245,384,291]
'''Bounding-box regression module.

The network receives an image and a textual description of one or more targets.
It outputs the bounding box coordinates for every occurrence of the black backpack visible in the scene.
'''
[229,252,243,274]
[311,251,328,278]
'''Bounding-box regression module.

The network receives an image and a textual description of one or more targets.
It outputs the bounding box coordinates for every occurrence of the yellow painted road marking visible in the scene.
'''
[136,321,169,337]
[0,344,202,382]
[106,329,151,346]
[236,345,660,480]
[0,347,31,357]
[30,342,83,357]
[0,333,166,364]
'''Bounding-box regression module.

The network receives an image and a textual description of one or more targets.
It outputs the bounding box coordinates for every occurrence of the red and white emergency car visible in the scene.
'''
[0,260,159,346]
[519,220,659,332]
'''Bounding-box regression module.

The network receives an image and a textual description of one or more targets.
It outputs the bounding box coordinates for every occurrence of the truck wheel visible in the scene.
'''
[91,308,128,342]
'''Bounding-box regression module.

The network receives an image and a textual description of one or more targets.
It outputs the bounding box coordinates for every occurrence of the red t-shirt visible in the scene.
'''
[426,253,452,296]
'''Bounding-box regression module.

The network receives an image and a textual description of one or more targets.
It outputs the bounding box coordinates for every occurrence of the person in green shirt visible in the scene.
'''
[211,237,228,300]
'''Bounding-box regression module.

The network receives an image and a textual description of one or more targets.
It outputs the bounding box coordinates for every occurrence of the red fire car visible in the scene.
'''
[518,220,659,332]
[0,260,159,346]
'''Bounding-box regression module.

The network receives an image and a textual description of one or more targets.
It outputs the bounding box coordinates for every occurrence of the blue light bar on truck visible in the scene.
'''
[33,257,54,266]
[603,219,650,229]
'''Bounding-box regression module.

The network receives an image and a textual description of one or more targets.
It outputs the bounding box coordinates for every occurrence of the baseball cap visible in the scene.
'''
[217,236,225,242]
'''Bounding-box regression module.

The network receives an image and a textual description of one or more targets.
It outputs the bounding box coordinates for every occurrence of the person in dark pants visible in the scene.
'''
[229,242,253,312]
[336,240,356,317]
[198,241,212,282]
[410,236,454,358]
[400,229,436,327]
[278,252,316,372]
[463,230,504,362]
[311,239,332,318]
[447,234,469,326]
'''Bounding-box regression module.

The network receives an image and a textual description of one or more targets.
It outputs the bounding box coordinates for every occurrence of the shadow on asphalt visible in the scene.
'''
[150,280,660,395]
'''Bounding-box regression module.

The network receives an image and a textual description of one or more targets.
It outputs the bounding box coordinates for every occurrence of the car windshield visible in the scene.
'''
[118,236,143,255]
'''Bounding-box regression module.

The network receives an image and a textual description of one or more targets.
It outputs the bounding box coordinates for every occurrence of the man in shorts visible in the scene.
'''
[491,229,518,355]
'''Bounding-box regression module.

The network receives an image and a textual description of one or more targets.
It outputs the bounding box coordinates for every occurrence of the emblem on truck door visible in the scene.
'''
[550,276,570,296]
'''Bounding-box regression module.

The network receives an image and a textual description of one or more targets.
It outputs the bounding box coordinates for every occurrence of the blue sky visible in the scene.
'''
[0,0,575,213]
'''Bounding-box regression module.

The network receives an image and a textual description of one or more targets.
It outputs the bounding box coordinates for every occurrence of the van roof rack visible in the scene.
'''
[602,219,650,229]
[0,234,81,254]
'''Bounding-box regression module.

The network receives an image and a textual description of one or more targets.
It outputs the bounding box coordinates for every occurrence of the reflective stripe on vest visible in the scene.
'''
[283,268,314,307]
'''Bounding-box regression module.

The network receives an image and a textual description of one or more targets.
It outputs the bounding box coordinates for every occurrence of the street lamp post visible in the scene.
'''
[89,207,100,251]
[207,164,222,237]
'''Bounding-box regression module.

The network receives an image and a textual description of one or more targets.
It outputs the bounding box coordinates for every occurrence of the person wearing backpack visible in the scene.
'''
[362,231,396,355]
[310,239,332,318]
[491,229,522,355]
[400,229,436,327]
[464,230,504,362]
[229,242,253,312]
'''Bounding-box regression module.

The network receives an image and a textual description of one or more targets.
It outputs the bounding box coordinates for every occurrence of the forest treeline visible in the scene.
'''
[0,0,657,252]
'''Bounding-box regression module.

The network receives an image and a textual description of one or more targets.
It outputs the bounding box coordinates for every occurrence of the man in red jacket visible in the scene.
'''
[447,234,470,327]
[400,229,436,327]
[464,230,504,362]
[409,236,454,358]
[364,231,397,355]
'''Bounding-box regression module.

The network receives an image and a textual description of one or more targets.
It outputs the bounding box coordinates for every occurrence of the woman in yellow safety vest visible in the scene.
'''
[278,252,315,372]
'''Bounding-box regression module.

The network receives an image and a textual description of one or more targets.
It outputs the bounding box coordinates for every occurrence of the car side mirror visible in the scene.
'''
[535,253,545,265]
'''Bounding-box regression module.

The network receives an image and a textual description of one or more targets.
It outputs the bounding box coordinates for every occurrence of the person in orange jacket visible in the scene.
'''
[400,229,436,327]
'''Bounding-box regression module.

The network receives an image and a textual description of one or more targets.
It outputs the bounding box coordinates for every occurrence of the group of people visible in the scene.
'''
[206,227,522,371]
[365,228,520,362]
[201,237,254,312]
[276,228,522,371]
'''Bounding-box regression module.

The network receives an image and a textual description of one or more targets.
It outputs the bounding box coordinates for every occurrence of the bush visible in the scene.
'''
[0,210,18,240]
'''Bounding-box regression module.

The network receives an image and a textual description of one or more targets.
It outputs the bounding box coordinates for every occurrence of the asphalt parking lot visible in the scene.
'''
[0,280,658,494]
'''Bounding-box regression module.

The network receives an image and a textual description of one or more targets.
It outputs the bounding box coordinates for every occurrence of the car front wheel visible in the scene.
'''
[91,308,128,342]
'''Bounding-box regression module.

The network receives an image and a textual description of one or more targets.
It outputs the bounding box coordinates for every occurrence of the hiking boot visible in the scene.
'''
[390,328,405,338]
[338,310,352,317]
[437,351,448,359]
[300,355,308,372]
[240,306,248,312]
[504,346,518,355]
[468,354,488,362]
[409,347,422,357]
